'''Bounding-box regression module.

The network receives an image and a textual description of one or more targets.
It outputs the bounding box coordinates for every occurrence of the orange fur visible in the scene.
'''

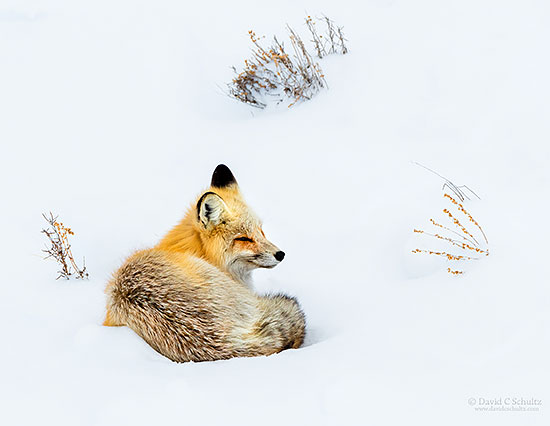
[103,308,122,327]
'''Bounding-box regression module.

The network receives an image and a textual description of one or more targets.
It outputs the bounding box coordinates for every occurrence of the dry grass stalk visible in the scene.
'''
[429,218,477,246]
[336,26,349,55]
[413,162,480,202]
[413,193,489,275]
[228,15,347,108]
[442,208,479,246]
[285,25,327,106]
[305,15,326,58]
[41,212,88,280]
[414,229,489,255]
[305,15,349,58]
[411,248,479,261]
[444,193,488,244]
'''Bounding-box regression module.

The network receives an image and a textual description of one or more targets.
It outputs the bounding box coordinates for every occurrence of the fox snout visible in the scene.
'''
[252,247,285,269]
[262,242,285,267]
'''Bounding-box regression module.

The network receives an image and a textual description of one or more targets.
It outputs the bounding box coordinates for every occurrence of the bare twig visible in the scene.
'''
[412,162,480,202]
[323,16,337,54]
[41,212,88,280]
[337,26,349,55]
[305,15,326,58]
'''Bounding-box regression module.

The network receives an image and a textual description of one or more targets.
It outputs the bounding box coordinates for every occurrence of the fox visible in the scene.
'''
[103,164,305,362]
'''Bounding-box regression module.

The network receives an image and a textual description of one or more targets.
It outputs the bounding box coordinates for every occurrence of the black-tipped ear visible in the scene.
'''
[197,192,227,228]
[211,164,237,188]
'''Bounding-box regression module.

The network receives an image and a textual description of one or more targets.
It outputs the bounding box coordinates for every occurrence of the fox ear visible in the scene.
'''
[211,164,237,188]
[197,192,227,227]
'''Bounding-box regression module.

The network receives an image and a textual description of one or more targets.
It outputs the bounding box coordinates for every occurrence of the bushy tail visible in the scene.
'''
[104,251,231,363]
[254,294,306,351]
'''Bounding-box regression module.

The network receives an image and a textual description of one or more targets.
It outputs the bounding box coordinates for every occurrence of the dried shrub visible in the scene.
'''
[412,193,489,275]
[41,212,88,280]
[228,15,348,109]
[411,163,489,275]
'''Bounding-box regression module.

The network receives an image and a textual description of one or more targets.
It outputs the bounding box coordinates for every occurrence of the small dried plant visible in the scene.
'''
[411,164,489,275]
[412,193,489,275]
[228,15,347,109]
[41,212,88,280]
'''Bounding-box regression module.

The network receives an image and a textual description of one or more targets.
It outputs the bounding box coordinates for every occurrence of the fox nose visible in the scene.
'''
[274,251,285,262]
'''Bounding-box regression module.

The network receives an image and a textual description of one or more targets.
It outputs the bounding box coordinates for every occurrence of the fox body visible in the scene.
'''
[104,165,305,362]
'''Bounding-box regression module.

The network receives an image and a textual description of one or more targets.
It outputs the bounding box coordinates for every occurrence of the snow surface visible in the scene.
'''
[1,1,549,425]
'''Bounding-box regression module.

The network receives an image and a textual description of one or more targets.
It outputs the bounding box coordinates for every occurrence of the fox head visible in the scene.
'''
[194,164,285,283]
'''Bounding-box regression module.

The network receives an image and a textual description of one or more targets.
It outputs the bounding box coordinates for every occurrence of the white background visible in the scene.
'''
[1,1,548,425]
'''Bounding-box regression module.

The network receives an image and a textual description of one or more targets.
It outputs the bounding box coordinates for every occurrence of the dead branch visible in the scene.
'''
[41,212,88,280]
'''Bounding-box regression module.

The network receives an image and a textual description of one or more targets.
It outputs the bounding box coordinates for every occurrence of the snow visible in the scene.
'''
[1,0,549,425]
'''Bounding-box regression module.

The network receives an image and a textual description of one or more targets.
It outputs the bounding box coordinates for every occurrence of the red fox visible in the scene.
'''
[103,164,305,362]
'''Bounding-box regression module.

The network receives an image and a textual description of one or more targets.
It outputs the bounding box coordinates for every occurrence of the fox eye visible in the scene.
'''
[234,236,254,242]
